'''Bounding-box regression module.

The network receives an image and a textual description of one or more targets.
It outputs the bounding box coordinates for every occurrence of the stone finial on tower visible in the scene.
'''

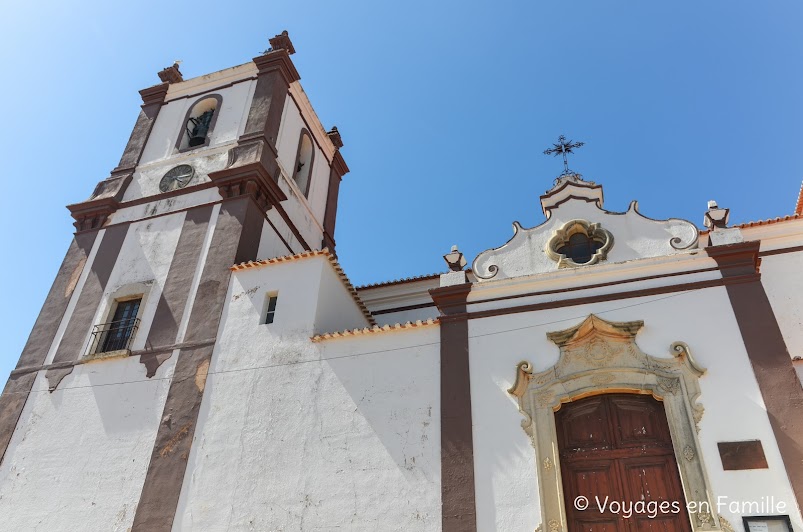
[327,126,343,150]
[795,181,803,216]
[268,30,296,55]
[158,62,183,84]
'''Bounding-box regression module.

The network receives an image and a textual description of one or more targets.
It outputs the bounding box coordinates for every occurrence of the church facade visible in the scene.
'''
[0,33,801,532]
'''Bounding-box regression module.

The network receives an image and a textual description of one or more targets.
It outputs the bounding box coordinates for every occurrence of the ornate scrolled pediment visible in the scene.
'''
[509,314,705,412]
[472,182,699,281]
[508,314,722,532]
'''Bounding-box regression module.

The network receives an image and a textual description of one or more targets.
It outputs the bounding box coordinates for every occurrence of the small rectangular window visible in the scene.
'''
[264,293,279,324]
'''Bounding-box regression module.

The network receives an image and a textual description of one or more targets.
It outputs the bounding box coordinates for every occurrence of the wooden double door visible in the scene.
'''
[556,394,691,532]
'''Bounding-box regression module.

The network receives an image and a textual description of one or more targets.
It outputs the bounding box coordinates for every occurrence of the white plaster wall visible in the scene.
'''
[113,187,221,225]
[358,280,441,326]
[42,212,185,366]
[0,344,176,531]
[275,95,329,245]
[759,250,803,360]
[138,80,256,167]
[85,213,186,355]
[275,97,309,194]
[314,261,371,334]
[467,287,802,532]
[122,150,229,202]
[276,173,326,250]
[173,262,441,531]
[256,218,295,260]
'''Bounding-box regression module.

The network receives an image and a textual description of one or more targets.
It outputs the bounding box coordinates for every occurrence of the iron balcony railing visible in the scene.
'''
[88,317,140,355]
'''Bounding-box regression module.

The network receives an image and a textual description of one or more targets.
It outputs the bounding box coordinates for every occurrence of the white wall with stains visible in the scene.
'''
[173,258,441,531]
[0,212,189,531]
[759,250,803,362]
[0,359,175,532]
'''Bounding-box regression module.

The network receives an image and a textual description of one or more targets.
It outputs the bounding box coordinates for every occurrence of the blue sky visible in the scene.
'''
[1,1,802,381]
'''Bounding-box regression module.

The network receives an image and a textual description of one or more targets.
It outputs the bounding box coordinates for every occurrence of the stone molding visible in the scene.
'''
[208,160,287,212]
[252,49,300,85]
[509,314,724,532]
[546,219,614,268]
[67,196,120,232]
[473,199,699,281]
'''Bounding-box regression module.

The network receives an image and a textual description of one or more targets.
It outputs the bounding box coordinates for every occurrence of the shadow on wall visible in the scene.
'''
[322,337,441,484]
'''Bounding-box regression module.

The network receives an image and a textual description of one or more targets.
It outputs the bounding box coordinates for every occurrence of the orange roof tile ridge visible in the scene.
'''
[310,318,440,342]
[796,180,803,216]
[735,214,801,228]
[356,269,474,290]
[231,249,377,327]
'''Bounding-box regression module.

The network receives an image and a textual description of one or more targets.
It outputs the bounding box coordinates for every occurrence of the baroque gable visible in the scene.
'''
[472,174,699,280]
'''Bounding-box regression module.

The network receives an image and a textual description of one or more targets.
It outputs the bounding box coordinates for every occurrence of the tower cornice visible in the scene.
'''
[252,49,300,86]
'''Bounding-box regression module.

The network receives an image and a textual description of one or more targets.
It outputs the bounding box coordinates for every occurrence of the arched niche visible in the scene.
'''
[176,94,222,152]
[292,129,315,196]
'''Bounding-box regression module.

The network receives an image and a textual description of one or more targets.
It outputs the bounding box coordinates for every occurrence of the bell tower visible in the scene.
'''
[0,31,349,530]
[68,30,348,254]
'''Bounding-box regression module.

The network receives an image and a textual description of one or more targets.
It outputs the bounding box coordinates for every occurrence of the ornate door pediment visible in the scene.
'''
[509,314,729,532]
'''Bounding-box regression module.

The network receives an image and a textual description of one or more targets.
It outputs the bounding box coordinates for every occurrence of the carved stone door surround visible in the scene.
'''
[508,314,730,532]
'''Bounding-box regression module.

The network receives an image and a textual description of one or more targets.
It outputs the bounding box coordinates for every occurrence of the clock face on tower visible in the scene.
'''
[159,164,195,193]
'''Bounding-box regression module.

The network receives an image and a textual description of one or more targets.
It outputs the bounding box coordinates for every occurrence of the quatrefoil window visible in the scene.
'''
[547,220,613,268]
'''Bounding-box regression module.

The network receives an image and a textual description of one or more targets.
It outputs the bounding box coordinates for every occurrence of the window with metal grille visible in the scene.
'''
[97,298,141,353]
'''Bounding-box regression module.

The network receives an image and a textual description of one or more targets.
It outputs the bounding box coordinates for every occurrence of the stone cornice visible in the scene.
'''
[252,50,300,85]
[429,283,472,316]
[705,240,761,278]
[138,83,169,106]
[208,161,287,211]
[332,150,349,177]
[68,173,132,232]
[67,196,120,232]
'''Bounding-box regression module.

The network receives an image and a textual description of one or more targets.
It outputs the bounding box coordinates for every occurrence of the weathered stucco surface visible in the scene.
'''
[173,261,441,530]
[0,358,176,531]
[760,250,803,362]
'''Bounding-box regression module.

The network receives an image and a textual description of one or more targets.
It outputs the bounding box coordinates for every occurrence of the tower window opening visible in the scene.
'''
[177,95,221,152]
[292,130,314,197]
[187,110,214,147]
[91,298,142,354]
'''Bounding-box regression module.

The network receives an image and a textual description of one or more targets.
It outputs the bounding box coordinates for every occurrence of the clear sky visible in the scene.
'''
[1,1,801,382]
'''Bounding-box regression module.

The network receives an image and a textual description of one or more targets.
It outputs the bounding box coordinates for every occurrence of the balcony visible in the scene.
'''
[86,317,140,360]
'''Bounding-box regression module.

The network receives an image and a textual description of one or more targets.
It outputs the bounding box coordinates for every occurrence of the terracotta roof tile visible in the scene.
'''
[356,272,443,290]
[231,249,376,327]
[735,214,801,229]
[356,269,473,290]
[796,181,803,216]
[311,318,439,342]
[699,213,801,235]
